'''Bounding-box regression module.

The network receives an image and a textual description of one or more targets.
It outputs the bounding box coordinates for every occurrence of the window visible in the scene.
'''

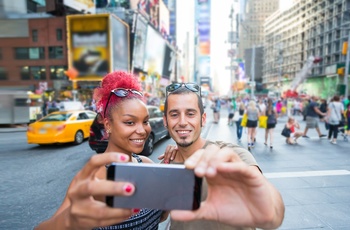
[56,29,63,41]
[49,46,63,59]
[0,67,7,80]
[20,66,30,80]
[15,47,45,60]
[20,66,46,80]
[32,29,38,42]
[50,65,67,80]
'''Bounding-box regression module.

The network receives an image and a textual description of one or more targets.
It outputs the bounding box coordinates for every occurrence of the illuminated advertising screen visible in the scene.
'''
[110,15,129,72]
[133,15,148,70]
[67,14,110,78]
[159,0,169,38]
[144,26,165,75]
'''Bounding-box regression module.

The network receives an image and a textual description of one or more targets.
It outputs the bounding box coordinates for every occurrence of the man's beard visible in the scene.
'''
[176,140,193,148]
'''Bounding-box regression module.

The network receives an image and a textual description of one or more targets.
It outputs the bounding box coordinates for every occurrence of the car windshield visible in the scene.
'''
[40,113,73,122]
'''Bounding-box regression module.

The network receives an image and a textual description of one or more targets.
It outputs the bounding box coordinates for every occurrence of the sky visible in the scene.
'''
[176,0,235,96]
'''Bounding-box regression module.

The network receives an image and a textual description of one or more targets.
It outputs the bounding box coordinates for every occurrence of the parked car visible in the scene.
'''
[27,110,97,145]
[89,105,170,156]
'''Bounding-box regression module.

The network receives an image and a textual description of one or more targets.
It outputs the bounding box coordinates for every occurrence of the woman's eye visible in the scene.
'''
[124,121,134,125]
[144,120,149,125]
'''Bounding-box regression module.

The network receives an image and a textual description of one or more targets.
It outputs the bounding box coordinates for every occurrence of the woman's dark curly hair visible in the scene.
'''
[93,71,144,119]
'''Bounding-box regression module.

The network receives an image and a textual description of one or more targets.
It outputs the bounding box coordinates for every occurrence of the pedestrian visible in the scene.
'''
[276,99,283,117]
[326,95,344,144]
[245,100,260,150]
[292,99,301,116]
[160,82,285,229]
[285,116,303,144]
[319,98,328,122]
[264,99,277,149]
[227,98,235,126]
[235,102,245,143]
[35,71,168,229]
[257,98,266,115]
[302,96,327,138]
[212,97,221,123]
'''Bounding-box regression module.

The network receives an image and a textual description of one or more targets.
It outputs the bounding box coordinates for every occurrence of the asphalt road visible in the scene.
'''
[1,106,350,230]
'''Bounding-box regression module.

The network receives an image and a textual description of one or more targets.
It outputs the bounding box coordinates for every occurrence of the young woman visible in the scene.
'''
[264,99,277,149]
[327,95,344,144]
[35,71,167,230]
[246,100,260,150]
[285,116,303,144]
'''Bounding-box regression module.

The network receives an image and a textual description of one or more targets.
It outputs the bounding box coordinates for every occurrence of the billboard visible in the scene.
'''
[159,0,169,38]
[132,14,148,70]
[64,0,95,14]
[149,0,159,30]
[67,14,110,79]
[144,26,166,75]
[110,14,129,72]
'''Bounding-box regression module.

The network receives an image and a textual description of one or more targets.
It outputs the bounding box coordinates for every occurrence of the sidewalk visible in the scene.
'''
[0,125,27,133]
[205,109,350,230]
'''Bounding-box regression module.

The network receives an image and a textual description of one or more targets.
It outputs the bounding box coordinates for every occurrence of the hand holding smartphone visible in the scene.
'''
[106,163,202,211]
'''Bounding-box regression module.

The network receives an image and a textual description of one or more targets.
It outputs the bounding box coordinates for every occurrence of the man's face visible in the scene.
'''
[163,93,206,148]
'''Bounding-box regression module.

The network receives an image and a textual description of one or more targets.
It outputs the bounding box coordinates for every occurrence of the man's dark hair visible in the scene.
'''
[164,87,204,117]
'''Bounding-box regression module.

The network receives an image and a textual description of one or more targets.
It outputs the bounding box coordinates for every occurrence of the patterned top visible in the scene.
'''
[95,154,163,230]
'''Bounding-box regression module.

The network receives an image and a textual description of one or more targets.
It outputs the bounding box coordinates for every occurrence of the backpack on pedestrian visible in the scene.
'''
[267,111,277,125]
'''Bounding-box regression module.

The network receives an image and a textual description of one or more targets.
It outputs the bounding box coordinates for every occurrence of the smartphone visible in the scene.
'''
[106,163,202,211]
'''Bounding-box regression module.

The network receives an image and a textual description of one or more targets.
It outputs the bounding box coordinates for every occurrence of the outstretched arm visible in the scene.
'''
[35,153,135,230]
[171,145,285,229]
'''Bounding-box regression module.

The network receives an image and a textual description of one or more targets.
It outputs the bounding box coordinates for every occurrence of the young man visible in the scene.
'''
[302,96,327,138]
[162,83,285,229]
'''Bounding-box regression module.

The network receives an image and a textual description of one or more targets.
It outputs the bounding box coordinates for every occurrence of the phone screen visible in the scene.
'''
[106,163,202,210]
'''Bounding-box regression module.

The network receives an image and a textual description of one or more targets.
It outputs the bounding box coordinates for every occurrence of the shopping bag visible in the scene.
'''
[258,116,268,128]
[241,114,248,127]
[281,126,291,137]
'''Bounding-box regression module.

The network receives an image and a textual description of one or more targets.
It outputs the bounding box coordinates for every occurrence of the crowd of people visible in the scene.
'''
[210,94,350,149]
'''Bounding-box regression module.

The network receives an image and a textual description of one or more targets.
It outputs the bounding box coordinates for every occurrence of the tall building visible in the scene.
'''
[263,0,350,98]
[238,0,279,56]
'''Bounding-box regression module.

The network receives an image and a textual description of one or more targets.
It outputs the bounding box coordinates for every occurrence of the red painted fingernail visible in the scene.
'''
[119,155,126,161]
[124,184,133,193]
[164,160,168,164]
[132,208,140,214]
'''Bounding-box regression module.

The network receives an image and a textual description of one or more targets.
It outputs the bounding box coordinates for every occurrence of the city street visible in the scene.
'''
[0,107,349,229]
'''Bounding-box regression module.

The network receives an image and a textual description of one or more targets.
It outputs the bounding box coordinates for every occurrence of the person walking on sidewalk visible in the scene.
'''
[264,99,277,149]
[327,95,344,144]
[235,102,245,143]
[302,96,327,138]
[246,100,260,150]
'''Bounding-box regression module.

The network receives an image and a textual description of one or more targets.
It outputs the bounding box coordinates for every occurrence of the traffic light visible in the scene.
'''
[342,41,348,55]
[338,67,345,76]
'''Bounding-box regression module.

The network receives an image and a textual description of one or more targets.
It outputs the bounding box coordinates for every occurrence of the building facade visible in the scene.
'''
[263,0,350,98]
[0,16,67,92]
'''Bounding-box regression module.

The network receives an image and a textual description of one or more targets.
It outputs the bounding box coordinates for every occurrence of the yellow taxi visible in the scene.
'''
[27,110,97,145]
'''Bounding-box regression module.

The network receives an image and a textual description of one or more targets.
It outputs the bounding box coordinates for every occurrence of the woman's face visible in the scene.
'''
[105,99,151,155]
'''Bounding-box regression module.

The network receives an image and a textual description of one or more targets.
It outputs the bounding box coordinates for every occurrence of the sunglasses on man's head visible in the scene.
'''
[166,83,201,96]
[104,88,143,117]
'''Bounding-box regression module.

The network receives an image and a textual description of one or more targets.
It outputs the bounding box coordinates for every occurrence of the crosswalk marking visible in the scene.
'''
[264,170,350,178]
